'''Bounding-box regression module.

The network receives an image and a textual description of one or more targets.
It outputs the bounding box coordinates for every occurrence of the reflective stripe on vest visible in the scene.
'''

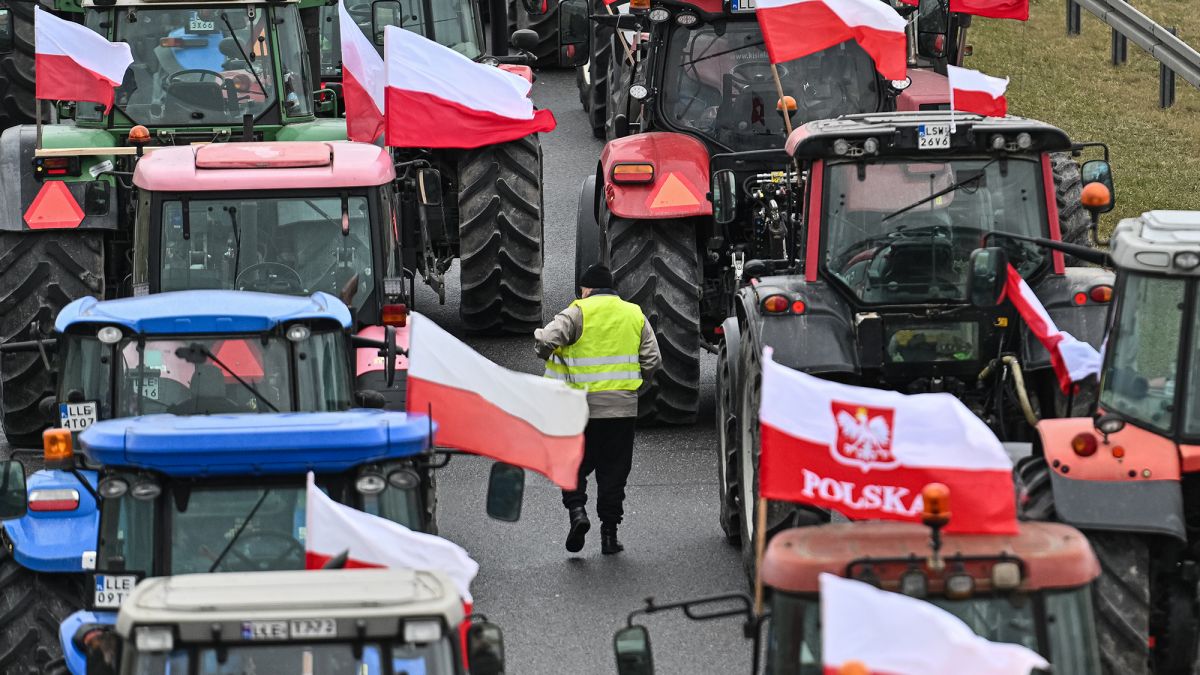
[543,294,644,392]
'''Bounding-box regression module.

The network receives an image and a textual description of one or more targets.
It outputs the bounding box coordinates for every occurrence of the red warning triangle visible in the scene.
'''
[24,181,84,230]
[647,173,701,210]
[213,340,265,381]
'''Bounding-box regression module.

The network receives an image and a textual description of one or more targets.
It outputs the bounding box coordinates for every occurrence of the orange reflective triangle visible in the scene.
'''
[648,172,701,210]
[24,181,84,230]
[213,340,265,381]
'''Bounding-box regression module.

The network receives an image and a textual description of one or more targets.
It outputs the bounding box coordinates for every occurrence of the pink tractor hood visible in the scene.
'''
[132,141,396,193]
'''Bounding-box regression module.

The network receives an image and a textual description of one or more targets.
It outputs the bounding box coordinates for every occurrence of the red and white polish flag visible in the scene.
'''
[758,350,1017,534]
[405,313,588,490]
[35,5,132,111]
[948,65,1009,118]
[383,26,556,149]
[1003,264,1101,393]
[338,0,386,142]
[304,472,478,601]
[821,574,1050,675]
[755,0,907,80]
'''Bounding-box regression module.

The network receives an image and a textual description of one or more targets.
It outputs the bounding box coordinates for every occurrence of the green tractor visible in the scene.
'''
[0,0,348,446]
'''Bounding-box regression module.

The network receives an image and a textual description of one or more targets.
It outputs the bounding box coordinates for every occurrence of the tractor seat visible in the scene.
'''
[179,363,243,414]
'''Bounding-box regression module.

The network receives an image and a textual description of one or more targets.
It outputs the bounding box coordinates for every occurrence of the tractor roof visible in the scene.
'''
[1110,210,1200,275]
[761,521,1099,594]
[786,111,1072,159]
[79,409,433,476]
[116,569,463,641]
[55,291,352,334]
[133,142,394,193]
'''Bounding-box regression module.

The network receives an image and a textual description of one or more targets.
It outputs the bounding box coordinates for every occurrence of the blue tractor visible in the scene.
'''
[0,407,515,675]
[0,289,415,672]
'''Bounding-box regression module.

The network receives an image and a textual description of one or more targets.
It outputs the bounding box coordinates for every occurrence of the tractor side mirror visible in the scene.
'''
[383,325,398,388]
[418,168,443,207]
[1080,159,1115,213]
[614,625,654,675]
[485,462,524,522]
[510,28,539,53]
[557,0,590,66]
[466,621,506,675]
[371,0,403,46]
[0,459,27,520]
[966,247,1008,308]
[612,113,629,138]
[712,169,738,226]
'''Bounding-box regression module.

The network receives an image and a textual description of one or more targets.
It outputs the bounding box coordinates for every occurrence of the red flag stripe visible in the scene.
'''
[35,53,120,112]
[952,88,1007,117]
[950,0,1028,20]
[384,86,556,150]
[343,67,386,143]
[755,0,907,80]
[1002,264,1100,392]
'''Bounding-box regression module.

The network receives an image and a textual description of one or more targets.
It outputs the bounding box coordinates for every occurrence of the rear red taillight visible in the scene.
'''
[611,163,654,184]
[791,300,806,315]
[1089,285,1113,303]
[1073,292,1087,306]
[29,489,80,512]
[762,294,789,314]
[381,303,408,327]
[1071,433,1098,457]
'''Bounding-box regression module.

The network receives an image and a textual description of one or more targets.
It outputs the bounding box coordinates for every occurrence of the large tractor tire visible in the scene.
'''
[0,542,86,674]
[605,38,632,141]
[0,2,46,133]
[457,134,545,334]
[584,22,615,138]
[609,217,700,424]
[1016,456,1152,675]
[515,1,561,69]
[0,232,104,446]
[715,318,741,546]
[574,175,600,292]
[1051,152,1092,250]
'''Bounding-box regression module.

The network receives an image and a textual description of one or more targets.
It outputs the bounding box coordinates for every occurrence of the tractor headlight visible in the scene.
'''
[286,324,311,342]
[135,627,174,652]
[675,11,697,25]
[130,476,161,501]
[98,477,129,499]
[648,7,669,22]
[97,326,123,344]
[356,472,386,495]
[629,84,648,100]
[1175,251,1200,270]
[388,468,421,490]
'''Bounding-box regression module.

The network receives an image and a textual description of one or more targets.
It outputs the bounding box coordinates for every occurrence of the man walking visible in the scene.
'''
[536,264,660,555]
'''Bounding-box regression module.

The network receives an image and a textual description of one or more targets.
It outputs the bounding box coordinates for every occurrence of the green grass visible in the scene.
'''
[965,0,1200,233]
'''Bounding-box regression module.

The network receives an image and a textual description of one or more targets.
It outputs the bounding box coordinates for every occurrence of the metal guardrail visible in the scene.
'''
[1066,0,1200,107]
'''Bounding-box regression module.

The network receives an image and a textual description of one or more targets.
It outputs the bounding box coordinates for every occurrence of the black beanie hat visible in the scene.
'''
[579,264,614,289]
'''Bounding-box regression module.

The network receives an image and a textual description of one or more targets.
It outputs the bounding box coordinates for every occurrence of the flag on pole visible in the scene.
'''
[338,0,386,142]
[304,472,478,601]
[896,0,1027,20]
[1003,264,1101,393]
[405,313,588,490]
[948,65,1009,117]
[34,5,132,111]
[383,26,556,149]
[821,573,1051,674]
[758,350,1018,534]
[754,0,907,80]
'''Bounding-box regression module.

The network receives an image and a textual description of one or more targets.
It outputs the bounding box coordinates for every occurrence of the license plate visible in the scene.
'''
[60,402,97,432]
[918,124,951,150]
[94,574,137,609]
[138,377,159,400]
[188,18,215,32]
[290,618,337,638]
[730,0,756,12]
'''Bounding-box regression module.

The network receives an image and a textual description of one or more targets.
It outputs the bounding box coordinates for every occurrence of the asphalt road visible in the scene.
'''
[419,70,753,673]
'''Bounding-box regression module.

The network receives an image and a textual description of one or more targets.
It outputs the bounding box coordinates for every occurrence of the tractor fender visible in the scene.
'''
[0,125,120,232]
[575,174,601,288]
[354,324,410,411]
[1036,417,1185,541]
[599,132,713,220]
[895,69,951,111]
[743,277,858,376]
[1,469,98,573]
[720,316,742,387]
[59,609,117,675]
[1021,268,1115,371]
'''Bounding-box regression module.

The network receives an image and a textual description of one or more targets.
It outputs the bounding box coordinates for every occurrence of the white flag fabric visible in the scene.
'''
[35,5,133,110]
[338,0,386,141]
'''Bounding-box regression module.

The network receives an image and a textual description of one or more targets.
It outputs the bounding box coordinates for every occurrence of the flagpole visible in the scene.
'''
[35,100,43,151]
[753,496,767,615]
[769,64,793,137]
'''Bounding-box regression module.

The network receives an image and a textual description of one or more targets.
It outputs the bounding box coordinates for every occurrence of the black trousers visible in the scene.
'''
[561,416,637,527]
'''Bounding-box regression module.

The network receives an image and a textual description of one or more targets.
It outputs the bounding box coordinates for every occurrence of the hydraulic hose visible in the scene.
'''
[979,354,1039,428]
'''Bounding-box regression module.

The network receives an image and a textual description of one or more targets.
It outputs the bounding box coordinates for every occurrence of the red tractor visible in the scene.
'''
[1018,210,1200,674]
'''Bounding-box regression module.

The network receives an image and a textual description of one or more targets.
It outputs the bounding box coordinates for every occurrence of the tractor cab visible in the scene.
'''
[94,568,504,675]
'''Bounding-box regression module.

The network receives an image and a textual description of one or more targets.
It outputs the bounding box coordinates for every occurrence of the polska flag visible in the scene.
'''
[948,65,1008,117]
[383,26,556,149]
[406,313,588,490]
[758,350,1017,534]
[1003,264,1101,393]
[338,0,386,142]
[897,0,1028,21]
[35,5,133,111]
[821,574,1050,674]
[755,0,907,80]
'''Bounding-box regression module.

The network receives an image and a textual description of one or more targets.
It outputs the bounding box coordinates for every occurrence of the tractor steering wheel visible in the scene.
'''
[730,61,786,87]
[223,531,305,571]
[165,68,229,88]
[236,262,304,294]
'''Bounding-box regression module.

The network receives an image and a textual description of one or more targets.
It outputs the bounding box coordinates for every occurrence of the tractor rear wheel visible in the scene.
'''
[0,541,86,674]
[0,232,104,446]
[608,217,700,424]
[585,23,614,138]
[457,135,545,334]
[715,325,741,546]
[0,2,46,133]
[515,0,561,69]
[1051,152,1092,250]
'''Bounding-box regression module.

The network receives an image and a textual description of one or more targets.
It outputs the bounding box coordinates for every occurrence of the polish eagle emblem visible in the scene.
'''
[830,401,898,472]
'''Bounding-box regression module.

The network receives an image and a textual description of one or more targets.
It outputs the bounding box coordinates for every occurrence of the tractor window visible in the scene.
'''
[1100,273,1184,434]
[57,335,114,422]
[159,194,376,310]
[97,487,157,574]
[1043,586,1102,674]
[133,642,456,674]
[295,329,355,412]
[823,157,1047,305]
[169,485,307,574]
[661,23,880,151]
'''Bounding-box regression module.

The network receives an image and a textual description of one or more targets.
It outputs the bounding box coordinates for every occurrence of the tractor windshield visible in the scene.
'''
[661,22,880,151]
[132,641,458,674]
[766,587,1099,674]
[321,0,482,76]
[1099,272,1186,434]
[823,157,1048,304]
[158,194,376,310]
[79,4,312,128]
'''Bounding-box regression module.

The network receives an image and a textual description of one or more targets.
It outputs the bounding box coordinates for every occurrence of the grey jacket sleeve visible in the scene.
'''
[534,306,583,359]
[639,320,661,377]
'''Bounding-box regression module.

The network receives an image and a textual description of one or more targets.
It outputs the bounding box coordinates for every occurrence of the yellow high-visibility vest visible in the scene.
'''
[544,294,644,391]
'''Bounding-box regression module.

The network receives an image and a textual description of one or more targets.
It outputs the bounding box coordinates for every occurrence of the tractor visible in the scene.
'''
[1016,210,1200,674]
[712,111,1115,580]
[0,407,503,671]
[84,568,507,675]
[0,0,347,446]
[609,485,1104,674]
[316,6,548,335]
